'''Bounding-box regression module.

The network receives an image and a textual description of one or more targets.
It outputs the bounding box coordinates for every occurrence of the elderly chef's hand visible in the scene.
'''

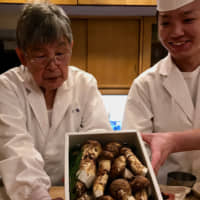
[142,133,176,174]
[52,198,64,200]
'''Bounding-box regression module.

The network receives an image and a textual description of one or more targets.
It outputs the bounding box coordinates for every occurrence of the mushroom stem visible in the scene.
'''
[120,147,148,176]
[93,172,109,198]
[135,189,148,200]
[77,159,96,188]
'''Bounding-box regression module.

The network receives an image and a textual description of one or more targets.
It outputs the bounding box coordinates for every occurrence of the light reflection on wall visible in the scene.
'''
[102,95,127,130]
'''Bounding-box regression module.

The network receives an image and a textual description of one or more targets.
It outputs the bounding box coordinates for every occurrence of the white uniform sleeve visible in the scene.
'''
[0,81,51,200]
[29,187,52,200]
[122,79,154,133]
[79,76,112,132]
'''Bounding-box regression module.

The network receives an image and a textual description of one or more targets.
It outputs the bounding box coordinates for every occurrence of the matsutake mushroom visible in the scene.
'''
[82,140,102,160]
[98,159,112,174]
[122,168,135,180]
[109,178,135,200]
[77,140,102,189]
[105,142,122,157]
[73,140,152,200]
[75,181,87,197]
[99,195,114,200]
[76,193,93,200]
[110,155,126,179]
[76,158,96,189]
[134,189,148,200]
[93,172,109,198]
[120,147,148,176]
[100,150,115,161]
[130,176,150,193]
[92,152,112,198]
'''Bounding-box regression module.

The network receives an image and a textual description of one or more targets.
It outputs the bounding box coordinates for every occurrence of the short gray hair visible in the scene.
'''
[16,3,73,52]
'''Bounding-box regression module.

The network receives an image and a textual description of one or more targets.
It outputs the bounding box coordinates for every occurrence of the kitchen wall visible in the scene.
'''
[102,95,127,130]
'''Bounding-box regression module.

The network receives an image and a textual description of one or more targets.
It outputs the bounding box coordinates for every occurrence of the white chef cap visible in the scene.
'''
[157,0,195,11]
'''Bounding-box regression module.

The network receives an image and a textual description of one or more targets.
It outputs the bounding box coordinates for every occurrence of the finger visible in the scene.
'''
[141,133,153,144]
[153,160,162,175]
[154,165,159,175]
[151,151,162,173]
[153,152,169,175]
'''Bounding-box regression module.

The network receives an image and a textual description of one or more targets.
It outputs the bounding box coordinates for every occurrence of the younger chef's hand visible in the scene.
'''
[142,133,176,174]
[52,198,64,200]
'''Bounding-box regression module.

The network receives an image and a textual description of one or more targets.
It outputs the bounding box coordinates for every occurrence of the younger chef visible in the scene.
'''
[123,0,200,184]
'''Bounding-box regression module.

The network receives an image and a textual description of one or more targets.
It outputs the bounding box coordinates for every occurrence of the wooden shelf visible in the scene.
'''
[52,0,77,4]
[0,0,26,3]
[78,0,156,5]
[0,0,77,4]
[0,0,156,5]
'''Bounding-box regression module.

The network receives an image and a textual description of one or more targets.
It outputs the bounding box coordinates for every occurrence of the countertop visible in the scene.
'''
[0,186,199,200]
[50,187,200,200]
[49,187,65,199]
[0,187,65,200]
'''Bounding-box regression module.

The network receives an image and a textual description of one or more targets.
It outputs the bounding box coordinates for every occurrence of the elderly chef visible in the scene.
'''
[0,2,111,200]
[123,0,200,184]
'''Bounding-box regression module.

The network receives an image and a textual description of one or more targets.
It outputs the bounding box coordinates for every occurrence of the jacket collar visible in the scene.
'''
[159,53,174,76]
[159,54,194,123]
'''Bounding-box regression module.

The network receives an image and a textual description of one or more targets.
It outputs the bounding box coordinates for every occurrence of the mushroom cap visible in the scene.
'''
[120,147,132,155]
[82,140,102,160]
[130,176,150,193]
[110,155,126,179]
[105,142,122,157]
[109,178,132,199]
[75,181,86,197]
[99,195,114,200]
[100,150,115,160]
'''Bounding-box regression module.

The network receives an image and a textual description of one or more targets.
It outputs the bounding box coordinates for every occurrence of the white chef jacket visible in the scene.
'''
[122,54,200,184]
[0,65,111,200]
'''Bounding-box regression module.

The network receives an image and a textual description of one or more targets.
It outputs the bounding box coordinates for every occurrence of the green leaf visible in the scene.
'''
[69,147,82,200]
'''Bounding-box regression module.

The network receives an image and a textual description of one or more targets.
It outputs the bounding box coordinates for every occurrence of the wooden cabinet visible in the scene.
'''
[78,0,156,5]
[0,0,156,5]
[70,17,156,94]
[0,0,77,4]
[87,19,139,89]
[53,0,77,4]
[70,19,87,71]
[70,18,141,94]
[0,0,26,2]
[139,16,156,73]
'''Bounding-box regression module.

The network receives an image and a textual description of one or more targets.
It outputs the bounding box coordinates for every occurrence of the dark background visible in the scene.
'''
[0,40,20,74]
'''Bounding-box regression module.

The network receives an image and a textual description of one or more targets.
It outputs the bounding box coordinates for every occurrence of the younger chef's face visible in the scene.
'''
[20,38,72,91]
[158,0,200,64]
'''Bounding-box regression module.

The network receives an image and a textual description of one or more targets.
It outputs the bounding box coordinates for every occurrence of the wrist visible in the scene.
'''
[167,132,179,154]
[169,131,185,153]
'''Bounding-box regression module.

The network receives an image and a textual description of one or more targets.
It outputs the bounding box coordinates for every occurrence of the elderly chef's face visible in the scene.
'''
[23,38,72,91]
[158,0,200,62]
